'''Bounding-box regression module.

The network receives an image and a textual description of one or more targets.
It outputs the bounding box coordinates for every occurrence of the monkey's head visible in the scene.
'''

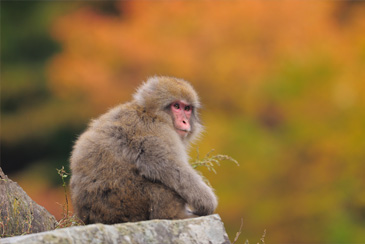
[133,76,203,143]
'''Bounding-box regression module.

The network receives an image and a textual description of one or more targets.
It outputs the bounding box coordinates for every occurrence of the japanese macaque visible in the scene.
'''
[70,76,217,224]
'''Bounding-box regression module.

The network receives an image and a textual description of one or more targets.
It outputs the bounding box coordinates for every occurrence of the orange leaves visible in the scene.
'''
[47,1,364,114]
[44,2,365,242]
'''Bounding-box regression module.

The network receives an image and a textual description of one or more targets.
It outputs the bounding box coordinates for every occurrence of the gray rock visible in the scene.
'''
[0,214,230,244]
[0,167,57,237]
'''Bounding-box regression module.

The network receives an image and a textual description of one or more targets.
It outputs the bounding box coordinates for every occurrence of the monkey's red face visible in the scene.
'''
[171,101,192,138]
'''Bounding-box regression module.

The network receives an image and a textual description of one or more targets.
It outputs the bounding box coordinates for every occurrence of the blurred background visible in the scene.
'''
[1,1,365,243]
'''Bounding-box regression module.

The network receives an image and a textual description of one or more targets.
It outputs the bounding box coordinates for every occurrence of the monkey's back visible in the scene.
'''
[70,104,162,224]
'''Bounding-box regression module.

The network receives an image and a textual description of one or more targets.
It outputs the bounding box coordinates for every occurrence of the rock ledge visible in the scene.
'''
[0,214,230,244]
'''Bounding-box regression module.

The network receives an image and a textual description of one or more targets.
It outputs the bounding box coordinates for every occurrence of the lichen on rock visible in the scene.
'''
[0,167,57,238]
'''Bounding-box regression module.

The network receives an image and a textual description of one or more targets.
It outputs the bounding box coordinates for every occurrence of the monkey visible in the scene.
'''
[70,76,218,224]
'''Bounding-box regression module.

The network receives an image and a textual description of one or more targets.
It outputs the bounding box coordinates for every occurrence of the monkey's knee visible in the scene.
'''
[150,199,194,220]
[149,184,196,220]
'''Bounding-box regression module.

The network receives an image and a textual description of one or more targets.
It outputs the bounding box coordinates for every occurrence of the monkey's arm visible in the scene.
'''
[136,136,218,216]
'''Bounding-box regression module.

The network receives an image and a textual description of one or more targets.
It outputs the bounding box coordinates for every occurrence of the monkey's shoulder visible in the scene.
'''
[87,103,174,144]
[96,102,162,123]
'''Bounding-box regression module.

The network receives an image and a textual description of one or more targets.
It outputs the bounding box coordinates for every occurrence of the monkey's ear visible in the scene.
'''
[133,76,165,110]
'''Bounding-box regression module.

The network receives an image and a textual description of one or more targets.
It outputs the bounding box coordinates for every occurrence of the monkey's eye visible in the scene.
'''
[173,103,180,109]
[184,106,191,112]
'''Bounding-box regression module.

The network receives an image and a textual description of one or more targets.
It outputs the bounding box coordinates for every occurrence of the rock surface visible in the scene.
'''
[0,167,57,237]
[0,214,230,244]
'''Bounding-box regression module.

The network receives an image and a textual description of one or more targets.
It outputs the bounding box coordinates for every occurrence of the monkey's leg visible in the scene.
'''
[148,182,198,220]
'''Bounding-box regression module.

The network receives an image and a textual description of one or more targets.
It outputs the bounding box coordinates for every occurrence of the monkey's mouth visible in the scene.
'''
[176,129,190,135]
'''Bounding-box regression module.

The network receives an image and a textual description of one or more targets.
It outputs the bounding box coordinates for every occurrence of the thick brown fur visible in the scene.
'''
[70,76,217,224]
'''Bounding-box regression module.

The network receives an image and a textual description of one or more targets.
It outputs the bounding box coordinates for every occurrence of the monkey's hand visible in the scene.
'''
[182,170,218,216]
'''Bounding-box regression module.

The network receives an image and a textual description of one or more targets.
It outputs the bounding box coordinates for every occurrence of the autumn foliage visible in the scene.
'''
[2,1,365,243]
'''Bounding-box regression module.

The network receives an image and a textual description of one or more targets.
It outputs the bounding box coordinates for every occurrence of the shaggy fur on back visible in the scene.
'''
[70,76,217,224]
